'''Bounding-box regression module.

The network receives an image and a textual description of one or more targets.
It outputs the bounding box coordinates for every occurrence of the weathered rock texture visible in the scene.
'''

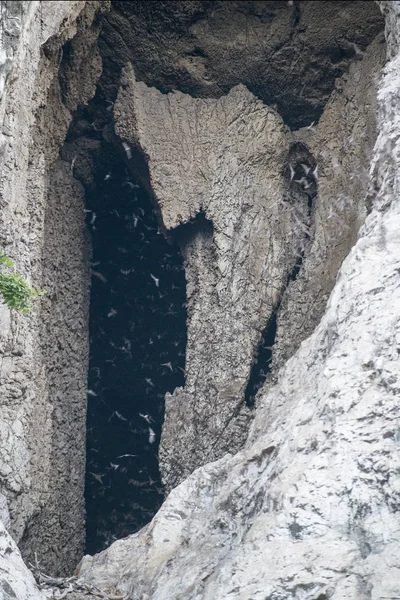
[102,0,383,128]
[0,521,43,600]
[272,31,386,368]
[0,0,106,575]
[115,69,298,490]
[78,3,400,596]
[114,28,385,490]
[0,0,391,588]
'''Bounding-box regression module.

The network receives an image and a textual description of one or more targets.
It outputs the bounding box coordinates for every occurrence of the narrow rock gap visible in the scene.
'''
[244,312,277,408]
[289,185,316,281]
[285,142,318,279]
[245,143,318,408]
[62,107,187,555]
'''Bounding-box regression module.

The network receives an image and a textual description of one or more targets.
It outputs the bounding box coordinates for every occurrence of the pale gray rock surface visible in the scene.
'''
[0,0,105,575]
[0,521,44,600]
[0,1,23,100]
[78,3,400,598]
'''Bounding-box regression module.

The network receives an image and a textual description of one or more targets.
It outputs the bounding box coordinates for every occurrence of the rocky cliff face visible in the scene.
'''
[0,0,397,598]
[114,32,385,491]
[78,3,400,596]
[0,0,107,576]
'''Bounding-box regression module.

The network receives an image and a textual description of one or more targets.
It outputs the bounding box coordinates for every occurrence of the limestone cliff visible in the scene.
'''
[78,2,400,596]
[0,1,398,599]
[0,0,107,576]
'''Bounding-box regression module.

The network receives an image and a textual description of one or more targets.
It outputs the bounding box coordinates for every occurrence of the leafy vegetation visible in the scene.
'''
[0,254,45,314]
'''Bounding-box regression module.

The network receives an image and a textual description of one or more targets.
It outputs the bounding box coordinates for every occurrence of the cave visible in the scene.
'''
[61,102,187,554]
[57,0,384,563]
[85,153,186,554]
[84,145,186,554]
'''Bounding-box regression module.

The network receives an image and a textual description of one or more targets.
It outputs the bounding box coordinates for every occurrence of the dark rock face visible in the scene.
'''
[100,0,384,128]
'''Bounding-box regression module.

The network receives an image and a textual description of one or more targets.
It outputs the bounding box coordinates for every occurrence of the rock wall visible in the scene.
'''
[78,3,400,597]
[272,31,386,368]
[0,0,106,575]
[114,29,385,491]
[103,1,383,129]
[0,0,392,590]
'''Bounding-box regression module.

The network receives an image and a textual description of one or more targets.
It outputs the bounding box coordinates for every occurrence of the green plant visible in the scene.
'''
[0,254,45,314]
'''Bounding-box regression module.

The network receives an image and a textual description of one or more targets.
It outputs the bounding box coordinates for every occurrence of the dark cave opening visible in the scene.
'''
[63,108,187,555]
[85,146,186,554]
[244,312,277,408]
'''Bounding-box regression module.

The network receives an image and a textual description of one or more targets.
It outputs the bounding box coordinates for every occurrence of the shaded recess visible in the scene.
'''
[284,142,318,278]
[62,100,187,553]
[245,142,318,407]
[245,313,277,407]
[174,211,214,248]
[99,0,384,129]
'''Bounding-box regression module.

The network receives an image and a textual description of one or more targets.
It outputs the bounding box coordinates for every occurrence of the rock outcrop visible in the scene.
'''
[0,521,43,600]
[77,2,400,598]
[0,0,396,595]
[0,0,106,575]
[114,31,385,490]
[115,70,296,489]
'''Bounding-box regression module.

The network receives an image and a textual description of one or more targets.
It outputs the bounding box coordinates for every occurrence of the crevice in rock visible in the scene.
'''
[284,142,318,279]
[245,143,319,407]
[244,312,277,408]
[289,196,313,280]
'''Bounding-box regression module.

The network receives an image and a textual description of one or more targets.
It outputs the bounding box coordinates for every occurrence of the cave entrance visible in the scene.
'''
[64,111,187,555]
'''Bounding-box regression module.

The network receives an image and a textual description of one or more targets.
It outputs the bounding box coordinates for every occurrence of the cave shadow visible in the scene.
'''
[75,134,187,554]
